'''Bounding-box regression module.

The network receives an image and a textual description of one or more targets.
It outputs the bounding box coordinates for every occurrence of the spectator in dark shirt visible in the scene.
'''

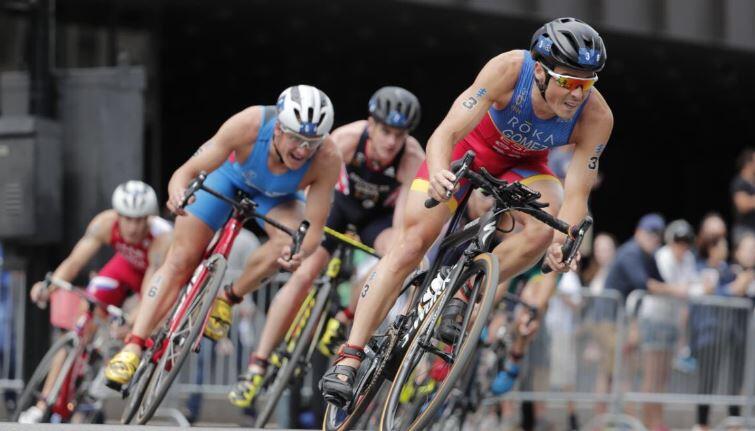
[730,148,755,243]
[605,213,679,431]
[605,213,666,300]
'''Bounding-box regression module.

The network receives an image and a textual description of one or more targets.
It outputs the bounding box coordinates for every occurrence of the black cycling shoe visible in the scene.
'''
[436,297,468,345]
[319,344,365,409]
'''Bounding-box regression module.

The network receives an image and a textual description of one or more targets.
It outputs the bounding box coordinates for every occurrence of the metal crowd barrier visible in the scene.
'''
[476,288,755,430]
[0,270,25,393]
[479,289,631,427]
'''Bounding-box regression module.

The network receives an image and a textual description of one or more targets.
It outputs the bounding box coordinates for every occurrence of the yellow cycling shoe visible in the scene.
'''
[228,367,265,408]
[204,297,232,341]
[104,351,140,390]
[317,317,346,357]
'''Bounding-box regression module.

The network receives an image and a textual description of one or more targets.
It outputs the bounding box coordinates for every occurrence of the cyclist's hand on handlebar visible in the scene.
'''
[30,281,50,308]
[543,241,580,273]
[167,181,192,216]
[428,168,457,202]
[277,245,303,272]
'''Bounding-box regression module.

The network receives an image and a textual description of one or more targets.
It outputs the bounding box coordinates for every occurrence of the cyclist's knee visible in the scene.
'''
[390,230,430,270]
[164,247,201,279]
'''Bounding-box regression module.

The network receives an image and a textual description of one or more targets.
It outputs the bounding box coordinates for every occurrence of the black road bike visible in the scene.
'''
[322,151,591,431]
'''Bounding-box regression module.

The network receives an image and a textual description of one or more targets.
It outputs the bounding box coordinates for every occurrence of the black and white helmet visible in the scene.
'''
[530,17,606,73]
[112,181,159,218]
[276,85,334,138]
[368,86,421,131]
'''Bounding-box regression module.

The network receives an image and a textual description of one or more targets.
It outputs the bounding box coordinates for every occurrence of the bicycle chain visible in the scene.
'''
[354,324,399,411]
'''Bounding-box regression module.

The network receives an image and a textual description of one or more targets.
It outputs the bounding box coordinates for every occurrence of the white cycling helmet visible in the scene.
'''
[112,180,159,218]
[276,85,334,138]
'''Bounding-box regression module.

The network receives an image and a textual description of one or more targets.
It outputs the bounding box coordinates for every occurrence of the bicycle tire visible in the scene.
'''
[13,331,79,422]
[380,252,499,431]
[134,254,227,424]
[120,354,157,424]
[255,281,333,428]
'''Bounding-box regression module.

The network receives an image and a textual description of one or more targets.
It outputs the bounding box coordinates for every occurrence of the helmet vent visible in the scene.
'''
[293,108,303,124]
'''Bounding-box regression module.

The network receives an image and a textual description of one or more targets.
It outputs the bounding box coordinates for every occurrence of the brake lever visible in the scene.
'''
[541,216,593,274]
[425,151,476,208]
[179,171,208,210]
[287,220,310,262]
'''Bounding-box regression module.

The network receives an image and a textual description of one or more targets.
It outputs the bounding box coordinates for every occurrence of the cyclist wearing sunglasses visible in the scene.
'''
[20,181,172,423]
[321,17,614,404]
[228,86,425,408]
[104,85,341,388]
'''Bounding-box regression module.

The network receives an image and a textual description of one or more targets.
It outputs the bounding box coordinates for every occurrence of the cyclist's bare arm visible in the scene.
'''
[167,106,263,214]
[31,210,112,303]
[392,137,425,227]
[298,139,342,258]
[558,94,613,227]
[425,51,521,201]
[544,93,613,271]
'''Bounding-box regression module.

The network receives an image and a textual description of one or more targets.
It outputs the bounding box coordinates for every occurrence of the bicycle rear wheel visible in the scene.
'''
[13,331,79,422]
[380,252,499,431]
[255,282,332,428]
[134,254,227,424]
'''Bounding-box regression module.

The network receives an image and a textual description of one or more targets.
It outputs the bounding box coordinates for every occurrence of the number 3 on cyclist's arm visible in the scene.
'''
[425,52,520,203]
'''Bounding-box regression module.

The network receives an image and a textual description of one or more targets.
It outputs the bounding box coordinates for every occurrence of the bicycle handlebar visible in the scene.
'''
[422,151,593,274]
[180,172,312,262]
[44,273,127,320]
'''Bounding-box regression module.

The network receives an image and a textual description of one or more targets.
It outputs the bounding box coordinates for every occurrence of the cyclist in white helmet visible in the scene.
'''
[104,85,342,388]
[19,181,172,423]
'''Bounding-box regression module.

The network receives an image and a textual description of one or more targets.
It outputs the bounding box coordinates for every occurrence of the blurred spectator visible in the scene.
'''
[546,270,580,431]
[695,212,728,265]
[582,232,618,294]
[605,213,681,431]
[605,213,667,300]
[578,233,617,416]
[655,219,699,292]
[691,234,752,431]
[730,148,755,243]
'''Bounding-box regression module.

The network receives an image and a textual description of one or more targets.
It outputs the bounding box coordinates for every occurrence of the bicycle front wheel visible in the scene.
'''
[380,252,499,431]
[134,254,227,424]
[255,281,332,428]
[13,331,79,423]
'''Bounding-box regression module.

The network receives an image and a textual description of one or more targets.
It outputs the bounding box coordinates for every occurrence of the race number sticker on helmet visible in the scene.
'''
[276,85,334,138]
[112,181,159,218]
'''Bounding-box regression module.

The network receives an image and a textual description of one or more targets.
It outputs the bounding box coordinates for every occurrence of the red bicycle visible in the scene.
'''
[14,274,128,423]
[120,172,309,424]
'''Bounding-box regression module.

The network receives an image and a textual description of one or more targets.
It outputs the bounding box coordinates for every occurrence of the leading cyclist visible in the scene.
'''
[104,85,341,389]
[320,18,614,404]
